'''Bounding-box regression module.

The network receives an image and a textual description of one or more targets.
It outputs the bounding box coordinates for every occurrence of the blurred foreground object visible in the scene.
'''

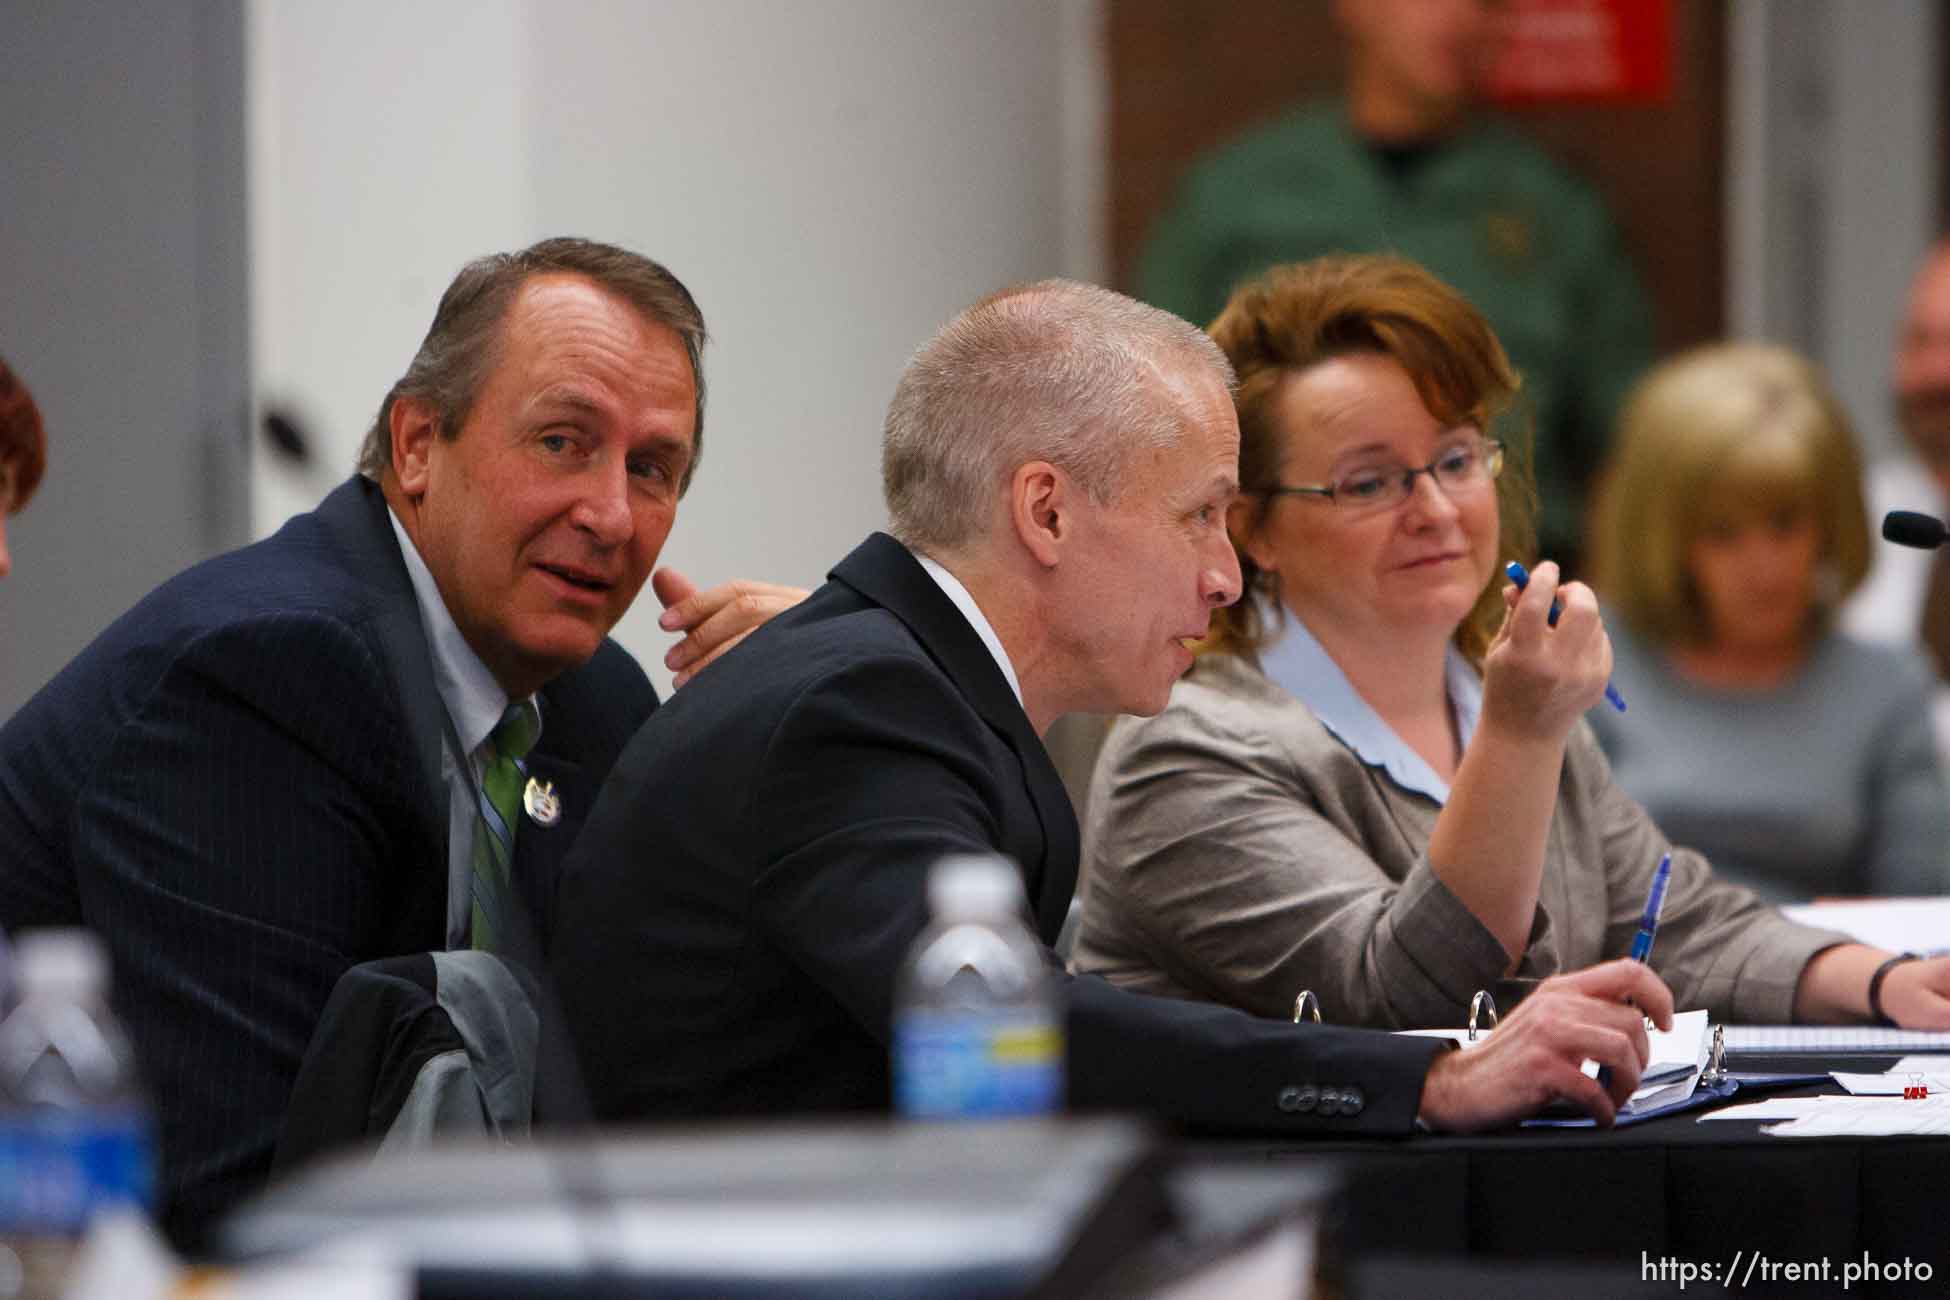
[223,1119,1329,1300]
[0,930,153,1297]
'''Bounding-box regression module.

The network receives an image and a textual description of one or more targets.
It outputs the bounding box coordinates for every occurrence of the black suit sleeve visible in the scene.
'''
[1065,973,1444,1133]
[748,655,1445,1134]
[69,611,434,1245]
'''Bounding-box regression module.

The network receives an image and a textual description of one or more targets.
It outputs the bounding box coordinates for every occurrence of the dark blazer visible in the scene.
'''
[554,532,1444,1133]
[0,476,654,1246]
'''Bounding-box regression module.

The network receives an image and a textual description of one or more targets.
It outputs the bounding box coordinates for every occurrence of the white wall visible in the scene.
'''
[1821,1,1940,456]
[0,2,249,721]
[248,0,1103,694]
[248,1,536,534]
[248,0,1949,684]
[1727,0,1940,458]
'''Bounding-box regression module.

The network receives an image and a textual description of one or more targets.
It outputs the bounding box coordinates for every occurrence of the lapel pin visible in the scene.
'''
[522,777,562,827]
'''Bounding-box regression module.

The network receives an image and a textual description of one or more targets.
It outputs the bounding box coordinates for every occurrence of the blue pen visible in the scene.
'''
[1630,853,1674,963]
[1596,851,1674,1094]
[1504,561,1627,712]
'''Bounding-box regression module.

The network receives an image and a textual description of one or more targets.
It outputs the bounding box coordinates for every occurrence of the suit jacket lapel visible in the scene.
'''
[313,477,449,865]
[831,533,1082,933]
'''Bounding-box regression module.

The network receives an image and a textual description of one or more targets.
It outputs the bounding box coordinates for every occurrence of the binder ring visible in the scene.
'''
[1700,1023,1727,1088]
[1467,990,1498,1041]
[1292,990,1322,1024]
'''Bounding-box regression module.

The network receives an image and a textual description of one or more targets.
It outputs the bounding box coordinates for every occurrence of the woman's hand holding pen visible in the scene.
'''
[1430,561,1612,961]
[1428,561,1613,964]
[1478,561,1613,744]
[1416,959,1676,1133]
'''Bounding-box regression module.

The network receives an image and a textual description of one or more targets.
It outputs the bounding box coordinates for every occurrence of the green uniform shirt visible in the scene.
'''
[1139,101,1655,564]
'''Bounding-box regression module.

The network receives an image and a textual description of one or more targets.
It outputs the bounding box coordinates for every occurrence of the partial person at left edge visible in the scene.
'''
[0,353,48,577]
[0,238,802,1248]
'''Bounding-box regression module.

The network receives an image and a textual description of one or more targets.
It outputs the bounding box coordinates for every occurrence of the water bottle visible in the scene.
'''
[892,854,1064,1119]
[0,930,155,1298]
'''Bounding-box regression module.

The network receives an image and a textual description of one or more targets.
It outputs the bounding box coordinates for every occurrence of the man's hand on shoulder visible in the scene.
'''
[653,568,808,688]
[1416,959,1675,1133]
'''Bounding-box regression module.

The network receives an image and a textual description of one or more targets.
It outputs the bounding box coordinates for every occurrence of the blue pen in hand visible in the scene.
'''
[1630,853,1673,964]
[1598,851,1674,1093]
[1503,561,1626,712]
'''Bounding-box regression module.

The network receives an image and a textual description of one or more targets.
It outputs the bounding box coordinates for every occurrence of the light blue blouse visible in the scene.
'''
[1256,600,1482,806]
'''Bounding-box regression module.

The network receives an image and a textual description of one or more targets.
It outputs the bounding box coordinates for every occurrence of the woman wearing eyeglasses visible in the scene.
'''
[1072,255,1950,1032]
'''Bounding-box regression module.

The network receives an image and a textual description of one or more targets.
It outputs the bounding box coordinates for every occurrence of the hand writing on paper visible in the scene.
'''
[653,569,808,689]
[1416,959,1675,1132]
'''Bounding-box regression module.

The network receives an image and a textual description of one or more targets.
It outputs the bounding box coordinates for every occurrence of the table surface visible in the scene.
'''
[1184,1059,1950,1298]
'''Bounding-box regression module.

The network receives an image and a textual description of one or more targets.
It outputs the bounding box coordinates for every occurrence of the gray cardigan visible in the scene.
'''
[1074,651,1851,1029]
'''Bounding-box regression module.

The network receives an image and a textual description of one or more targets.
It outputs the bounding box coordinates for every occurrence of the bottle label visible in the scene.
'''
[0,1108,155,1233]
[893,1009,1063,1119]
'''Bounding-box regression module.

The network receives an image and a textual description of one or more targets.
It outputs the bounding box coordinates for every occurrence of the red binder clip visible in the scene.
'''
[1903,1074,1928,1101]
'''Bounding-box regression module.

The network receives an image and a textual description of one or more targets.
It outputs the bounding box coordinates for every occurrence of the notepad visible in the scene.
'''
[1721,1026,1950,1055]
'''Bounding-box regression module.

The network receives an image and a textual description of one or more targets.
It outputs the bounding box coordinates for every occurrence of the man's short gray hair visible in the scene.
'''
[356,237,707,491]
[882,280,1233,553]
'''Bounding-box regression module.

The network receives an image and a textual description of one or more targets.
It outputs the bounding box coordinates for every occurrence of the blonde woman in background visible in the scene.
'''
[1590,344,1950,902]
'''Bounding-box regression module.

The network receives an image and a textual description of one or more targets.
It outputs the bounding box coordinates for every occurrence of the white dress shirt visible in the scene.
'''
[915,551,1025,711]
[1256,598,1481,805]
[387,509,542,948]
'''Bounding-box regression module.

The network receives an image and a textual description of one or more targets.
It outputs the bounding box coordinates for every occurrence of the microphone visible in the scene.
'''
[1883,510,1949,550]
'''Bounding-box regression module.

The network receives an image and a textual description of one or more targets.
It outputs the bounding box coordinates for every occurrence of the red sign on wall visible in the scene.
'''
[1486,0,1672,106]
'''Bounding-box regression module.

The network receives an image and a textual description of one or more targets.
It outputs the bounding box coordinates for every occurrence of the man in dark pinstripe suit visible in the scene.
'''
[0,238,796,1246]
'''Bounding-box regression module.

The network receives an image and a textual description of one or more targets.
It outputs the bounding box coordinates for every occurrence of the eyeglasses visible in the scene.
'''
[1266,438,1503,514]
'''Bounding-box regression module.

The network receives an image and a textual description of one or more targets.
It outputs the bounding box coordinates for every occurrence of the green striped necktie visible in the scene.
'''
[470,699,540,953]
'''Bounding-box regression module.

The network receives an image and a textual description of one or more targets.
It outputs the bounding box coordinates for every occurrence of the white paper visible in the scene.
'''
[1625,1072,1700,1113]
[1889,1055,1950,1073]
[1779,897,1950,957]
[1699,1097,1840,1122]
[1832,1071,1950,1096]
[1621,1010,1711,1110]
[1762,1096,1950,1137]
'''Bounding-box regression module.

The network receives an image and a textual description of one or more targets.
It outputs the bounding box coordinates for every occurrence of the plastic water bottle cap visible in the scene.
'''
[927,854,1026,921]
[13,928,110,1003]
